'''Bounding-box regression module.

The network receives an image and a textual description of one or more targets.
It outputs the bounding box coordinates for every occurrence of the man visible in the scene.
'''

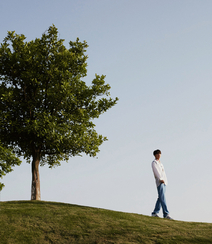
[151,149,173,219]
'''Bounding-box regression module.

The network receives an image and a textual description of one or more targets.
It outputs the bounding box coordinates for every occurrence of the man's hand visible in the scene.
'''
[160,180,165,183]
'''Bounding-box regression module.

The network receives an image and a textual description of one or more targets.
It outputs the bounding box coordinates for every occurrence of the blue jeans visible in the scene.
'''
[152,183,169,217]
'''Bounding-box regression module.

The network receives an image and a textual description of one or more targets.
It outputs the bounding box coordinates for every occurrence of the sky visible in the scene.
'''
[0,0,212,223]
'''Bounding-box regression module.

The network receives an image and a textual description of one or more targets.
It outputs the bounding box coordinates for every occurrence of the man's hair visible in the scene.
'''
[153,149,161,156]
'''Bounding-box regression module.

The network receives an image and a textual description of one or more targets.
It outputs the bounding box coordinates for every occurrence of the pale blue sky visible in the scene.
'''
[1,0,212,223]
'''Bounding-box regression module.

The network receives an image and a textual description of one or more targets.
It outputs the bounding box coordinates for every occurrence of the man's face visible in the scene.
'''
[155,153,161,160]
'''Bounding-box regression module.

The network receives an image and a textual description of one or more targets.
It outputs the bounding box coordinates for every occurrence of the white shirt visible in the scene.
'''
[151,160,168,187]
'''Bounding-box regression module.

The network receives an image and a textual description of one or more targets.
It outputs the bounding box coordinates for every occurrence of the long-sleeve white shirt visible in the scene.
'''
[151,160,168,187]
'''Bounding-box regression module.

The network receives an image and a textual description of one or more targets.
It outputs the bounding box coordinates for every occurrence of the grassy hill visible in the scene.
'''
[0,201,212,243]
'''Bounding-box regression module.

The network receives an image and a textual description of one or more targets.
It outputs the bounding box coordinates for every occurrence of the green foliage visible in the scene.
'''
[0,25,118,168]
[0,144,21,191]
[0,201,212,243]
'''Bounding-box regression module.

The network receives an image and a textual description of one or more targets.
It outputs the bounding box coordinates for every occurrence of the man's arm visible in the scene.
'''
[152,161,164,183]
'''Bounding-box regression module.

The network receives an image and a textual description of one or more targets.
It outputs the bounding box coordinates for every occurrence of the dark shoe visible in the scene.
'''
[151,213,159,217]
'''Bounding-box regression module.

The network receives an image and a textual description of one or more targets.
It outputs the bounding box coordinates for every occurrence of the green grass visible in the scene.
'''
[0,201,212,243]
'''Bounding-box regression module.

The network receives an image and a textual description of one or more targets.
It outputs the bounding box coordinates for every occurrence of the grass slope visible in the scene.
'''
[0,201,212,243]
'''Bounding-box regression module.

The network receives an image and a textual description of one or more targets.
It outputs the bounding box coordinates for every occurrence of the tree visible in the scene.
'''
[0,25,118,200]
[0,143,21,191]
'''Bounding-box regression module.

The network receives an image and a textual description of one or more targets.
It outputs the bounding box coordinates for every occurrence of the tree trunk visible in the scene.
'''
[31,150,41,200]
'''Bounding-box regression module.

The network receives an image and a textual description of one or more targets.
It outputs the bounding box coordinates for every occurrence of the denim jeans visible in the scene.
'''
[152,183,169,217]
